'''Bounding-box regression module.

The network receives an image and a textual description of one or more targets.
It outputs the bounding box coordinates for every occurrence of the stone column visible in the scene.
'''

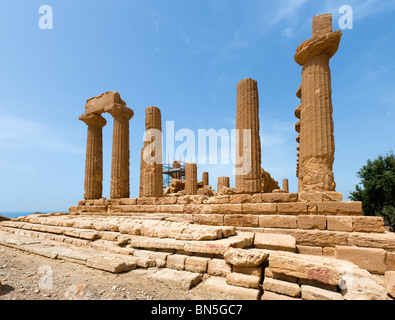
[202,172,209,187]
[235,78,262,194]
[107,105,134,199]
[172,161,181,179]
[185,163,197,195]
[294,14,341,192]
[79,113,107,200]
[217,177,230,191]
[142,106,163,197]
[283,179,289,193]
[139,147,145,198]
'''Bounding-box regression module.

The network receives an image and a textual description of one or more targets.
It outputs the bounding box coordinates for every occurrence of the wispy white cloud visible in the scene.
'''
[0,112,83,154]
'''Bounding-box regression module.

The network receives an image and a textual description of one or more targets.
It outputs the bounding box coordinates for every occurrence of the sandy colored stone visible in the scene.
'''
[261,291,301,301]
[185,163,198,195]
[152,269,202,290]
[254,233,296,252]
[224,215,258,227]
[193,214,223,226]
[233,266,263,278]
[262,277,301,298]
[242,203,277,214]
[194,276,259,300]
[235,78,261,194]
[282,179,289,193]
[297,245,323,256]
[387,252,395,271]
[185,256,210,274]
[79,113,107,200]
[217,177,230,192]
[265,268,298,283]
[277,203,308,215]
[297,215,327,230]
[224,248,269,267]
[259,215,297,229]
[327,216,353,232]
[347,232,395,250]
[335,246,386,274]
[207,259,232,277]
[352,216,385,233]
[202,172,209,186]
[226,273,260,289]
[166,254,186,271]
[317,201,362,216]
[301,285,343,300]
[291,229,348,247]
[385,271,395,299]
[86,255,137,274]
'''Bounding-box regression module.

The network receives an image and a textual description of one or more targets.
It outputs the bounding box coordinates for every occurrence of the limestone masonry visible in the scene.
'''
[0,14,394,301]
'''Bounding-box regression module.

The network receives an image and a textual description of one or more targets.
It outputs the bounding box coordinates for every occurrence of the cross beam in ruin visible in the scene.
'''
[79,91,134,200]
[294,14,342,193]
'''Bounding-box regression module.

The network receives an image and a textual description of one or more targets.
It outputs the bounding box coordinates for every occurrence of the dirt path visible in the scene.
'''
[0,245,206,300]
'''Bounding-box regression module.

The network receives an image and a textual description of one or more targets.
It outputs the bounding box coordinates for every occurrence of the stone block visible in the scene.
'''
[254,233,296,252]
[387,252,395,271]
[205,196,230,204]
[86,255,137,274]
[292,229,348,247]
[317,201,362,216]
[348,233,395,251]
[223,215,259,227]
[352,216,385,233]
[259,215,297,229]
[151,269,202,290]
[230,194,252,204]
[226,273,260,289]
[194,276,260,300]
[211,204,243,214]
[335,246,386,274]
[207,259,232,277]
[233,266,263,278]
[242,203,277,214]
[193,214,223,226]
[261,193,298,203]
[301,285,344,300]
[296,245,323,256]
[327,216,353,232]
[261,291,301,300]
[323,247,335,257]
[185,256,210,274]
[385,271,395,299]
[297,215,327,230]
[262,277,301,298]
[166,254,186,271]
[277,203,308,215]
[159,205,185,213]
[264,268,298,283]
[224,248,269,267]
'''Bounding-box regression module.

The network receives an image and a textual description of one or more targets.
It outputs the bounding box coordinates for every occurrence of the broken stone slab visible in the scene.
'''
[183,235,253,255]
[385,271,395,299]
[254,233,296,252]
[224,248,269,267]
[151,269,203,290]
[86,255,138,273]
[301,285,344,300]
[193,276,260,300]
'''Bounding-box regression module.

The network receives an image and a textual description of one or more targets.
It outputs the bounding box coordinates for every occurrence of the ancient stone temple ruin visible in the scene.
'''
[0,14,394,300]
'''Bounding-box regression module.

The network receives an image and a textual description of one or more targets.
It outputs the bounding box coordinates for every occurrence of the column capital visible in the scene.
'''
[105,103,134,120]
[79,113,107,128]
[294,30,342,66]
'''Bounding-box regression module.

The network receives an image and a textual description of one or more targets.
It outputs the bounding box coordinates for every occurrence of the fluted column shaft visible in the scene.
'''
[109,106,134,199]
[217,177,230,191]
[299,54,336,192]
[202,172,209,186]
[80,114,106,200]
[185,163,197,195]
[141,106,163,197]
[235,78,261,194]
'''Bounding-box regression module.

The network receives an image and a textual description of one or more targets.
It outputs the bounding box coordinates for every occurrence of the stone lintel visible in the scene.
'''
[85,91,126,114]
[312,14,333,37]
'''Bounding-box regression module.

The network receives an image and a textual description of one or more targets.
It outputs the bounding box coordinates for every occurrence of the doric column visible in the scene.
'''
[185,163,197,195]
[202,172,209,187]
[235,78,262,194]
[79,113,107,200]
[107,104,134,199]
[294,14,341,192]
[217,177,230,191]
[172,161,181,179]
[141,106,163,197]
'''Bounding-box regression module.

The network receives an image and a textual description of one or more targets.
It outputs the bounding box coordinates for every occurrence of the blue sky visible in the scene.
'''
[0,0,394,212]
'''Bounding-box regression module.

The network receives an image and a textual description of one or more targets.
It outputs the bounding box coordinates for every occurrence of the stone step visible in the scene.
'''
[11,214,236,241]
